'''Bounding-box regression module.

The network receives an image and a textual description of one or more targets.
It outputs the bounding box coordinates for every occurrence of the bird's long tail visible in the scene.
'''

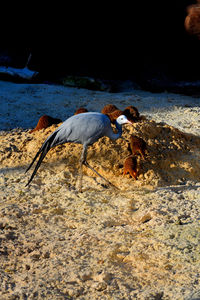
[25,132,57,186]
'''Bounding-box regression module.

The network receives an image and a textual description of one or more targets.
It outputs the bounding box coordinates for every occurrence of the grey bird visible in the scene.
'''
[25,112,132,191]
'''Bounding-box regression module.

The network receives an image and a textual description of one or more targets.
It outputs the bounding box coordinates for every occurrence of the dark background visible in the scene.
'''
[0,1,199,90]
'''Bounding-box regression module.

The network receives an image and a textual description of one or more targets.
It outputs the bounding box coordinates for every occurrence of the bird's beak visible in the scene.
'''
[126,120,134,126]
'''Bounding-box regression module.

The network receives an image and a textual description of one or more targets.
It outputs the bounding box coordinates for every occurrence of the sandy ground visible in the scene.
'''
[0,80,200,299]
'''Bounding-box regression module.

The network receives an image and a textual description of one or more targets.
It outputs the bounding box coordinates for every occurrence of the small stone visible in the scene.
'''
[31,253,41,261]
[92,281,107,291]
[140,213,152,223]
[93,271,112,283]
[66,287,84,297]
[43,251,50,259]
[79,271,92,282]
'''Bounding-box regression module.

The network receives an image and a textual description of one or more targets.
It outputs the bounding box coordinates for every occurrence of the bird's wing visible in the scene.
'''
[25,130,59,185]
[52,113,108,145]
[25,122,73,185]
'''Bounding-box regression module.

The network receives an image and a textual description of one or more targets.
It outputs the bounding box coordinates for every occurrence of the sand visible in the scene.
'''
[0,81,200,299]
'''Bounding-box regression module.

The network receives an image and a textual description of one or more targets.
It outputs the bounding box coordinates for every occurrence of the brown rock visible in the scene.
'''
[140,213,152,224]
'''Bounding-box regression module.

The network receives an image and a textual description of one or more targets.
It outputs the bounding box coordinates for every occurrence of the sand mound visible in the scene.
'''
[1,118,200,190]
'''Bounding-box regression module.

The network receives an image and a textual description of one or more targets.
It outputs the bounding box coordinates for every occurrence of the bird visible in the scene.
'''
[123,155,138,179]
[101,104,118,115]
[129,135,147,160]
[25,112,133,192]
[74,107,88,115]
[30,115,62,133]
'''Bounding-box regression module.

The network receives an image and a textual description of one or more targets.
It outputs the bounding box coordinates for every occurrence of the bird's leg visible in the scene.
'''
[79,159,83,193]
[78,145,88,192]
[79,145,119,191]
[78,154,85,193]
[83,161,114,186]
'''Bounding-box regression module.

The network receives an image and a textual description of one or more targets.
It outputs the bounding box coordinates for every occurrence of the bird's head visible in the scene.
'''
[116,115,133,125]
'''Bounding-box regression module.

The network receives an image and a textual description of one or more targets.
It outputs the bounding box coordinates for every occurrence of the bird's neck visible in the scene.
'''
[108,121,122,140]
[116,121,122,136]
